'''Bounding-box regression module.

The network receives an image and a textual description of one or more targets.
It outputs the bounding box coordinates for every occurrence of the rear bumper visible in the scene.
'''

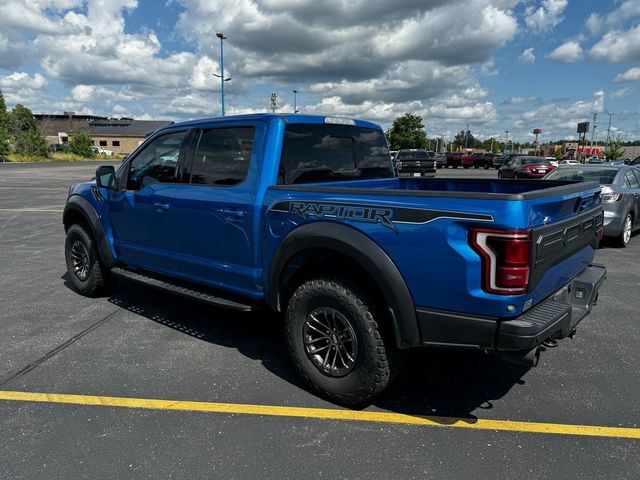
[415,264,606,351]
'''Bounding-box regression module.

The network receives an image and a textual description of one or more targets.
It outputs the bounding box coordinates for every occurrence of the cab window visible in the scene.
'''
[126,131,188,190]
[190,127,255,186]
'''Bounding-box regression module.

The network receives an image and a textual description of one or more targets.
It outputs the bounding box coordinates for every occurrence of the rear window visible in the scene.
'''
[396,150,430,160]
[278,124,392,184]
[545,168,618,184]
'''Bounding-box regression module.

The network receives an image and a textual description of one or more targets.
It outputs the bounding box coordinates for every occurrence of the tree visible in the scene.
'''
[388,113,427,150]
[606,135,625,161]
[453,129,478,149]
[0,89,10,159]
[9,104,47,157]
[70,132,94,158]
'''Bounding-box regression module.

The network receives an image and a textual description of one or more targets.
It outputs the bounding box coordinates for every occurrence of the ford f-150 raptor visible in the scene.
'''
[64,114,606,405]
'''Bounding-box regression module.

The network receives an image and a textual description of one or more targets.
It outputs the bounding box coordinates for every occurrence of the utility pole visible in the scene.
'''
[293,89,298,113]
[590,113,597,147]
[504,130,509,153]
[270,91,278,113]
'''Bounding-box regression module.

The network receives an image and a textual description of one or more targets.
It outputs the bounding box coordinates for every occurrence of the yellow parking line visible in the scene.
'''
[0,208,63,213]
[1,390,638,439]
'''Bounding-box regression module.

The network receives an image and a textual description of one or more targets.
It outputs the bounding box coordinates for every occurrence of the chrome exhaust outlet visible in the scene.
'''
[496,347,540,367]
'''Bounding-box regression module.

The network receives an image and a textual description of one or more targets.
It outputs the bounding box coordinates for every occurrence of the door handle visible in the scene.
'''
[153,202,171,212]
[219,208,247,219]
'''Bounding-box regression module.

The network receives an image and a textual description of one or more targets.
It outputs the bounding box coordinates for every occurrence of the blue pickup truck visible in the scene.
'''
[64,114,606,405]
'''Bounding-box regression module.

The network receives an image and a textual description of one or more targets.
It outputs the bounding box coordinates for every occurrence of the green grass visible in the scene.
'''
[3,152,123,162]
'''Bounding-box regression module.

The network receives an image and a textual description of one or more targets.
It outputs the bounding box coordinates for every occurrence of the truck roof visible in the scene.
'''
[155,113,382,133]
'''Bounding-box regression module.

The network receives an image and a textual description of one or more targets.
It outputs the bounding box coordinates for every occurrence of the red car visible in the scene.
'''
[460,153,475,168]
[498,156,557,179]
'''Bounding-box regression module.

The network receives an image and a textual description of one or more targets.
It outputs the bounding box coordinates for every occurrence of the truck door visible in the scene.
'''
[172,123,265,297]
[107,130,191,273]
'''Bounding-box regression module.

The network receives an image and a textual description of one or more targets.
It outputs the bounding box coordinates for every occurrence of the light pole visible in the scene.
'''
[464,123,469,150]
[504,130,509,153]
[293,89,298,113]
[605,113,614,153]
[214,32,231,116]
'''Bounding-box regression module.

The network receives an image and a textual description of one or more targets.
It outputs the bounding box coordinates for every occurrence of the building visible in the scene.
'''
[78,119,173,155]
[34,112,107,146]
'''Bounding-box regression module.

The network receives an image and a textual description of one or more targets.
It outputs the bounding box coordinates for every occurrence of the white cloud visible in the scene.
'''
[585,1,640,35]
[590,25,640,63]
[524,0,568,32]
[548,40,582,63]
[611,87,633,99]
[519,48,535,63]
[614,67,640,83]
[0,72,48,89]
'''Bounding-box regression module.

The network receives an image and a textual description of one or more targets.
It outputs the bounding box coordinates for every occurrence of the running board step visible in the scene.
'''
[111,267,260,312]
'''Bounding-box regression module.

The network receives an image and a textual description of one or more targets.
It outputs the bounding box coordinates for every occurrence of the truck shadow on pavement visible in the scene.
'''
[70,277,531,421]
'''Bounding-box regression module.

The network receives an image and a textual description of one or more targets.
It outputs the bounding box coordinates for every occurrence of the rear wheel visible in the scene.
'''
[65,223,115,296]
[284,276,400,406]
[616,213,633,247]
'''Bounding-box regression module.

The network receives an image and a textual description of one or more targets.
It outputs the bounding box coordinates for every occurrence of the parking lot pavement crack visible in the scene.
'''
[0,309,122,388]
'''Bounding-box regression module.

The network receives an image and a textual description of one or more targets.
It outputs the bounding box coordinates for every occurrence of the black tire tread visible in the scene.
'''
[285,276,396,406]
[65,223,115,297]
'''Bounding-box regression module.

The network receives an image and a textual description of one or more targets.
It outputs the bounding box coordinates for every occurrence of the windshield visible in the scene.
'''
[522,157,552,165]
[545,168,618,184]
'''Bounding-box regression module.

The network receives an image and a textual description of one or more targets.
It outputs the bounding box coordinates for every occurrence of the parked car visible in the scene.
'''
[545,156,559,167]
[498,156,557,179]
[472,152,495,169]
[545,165,640,246]
[63,113,606,404]
[445,152,462,168]
[394,149,436,177]
[434,153,446,169]
[460,152,475,169]
[91,146,114,156]
[493,153,525,170]
[626,155,640,166]
[559,159,581,166]
[586,156,602,164]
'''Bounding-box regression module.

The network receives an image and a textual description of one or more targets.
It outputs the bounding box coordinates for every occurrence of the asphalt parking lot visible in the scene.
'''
[1,161,639,479]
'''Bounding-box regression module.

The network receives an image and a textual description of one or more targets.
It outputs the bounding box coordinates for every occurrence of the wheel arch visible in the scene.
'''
[63,195,115,267]
[267,222,419,348]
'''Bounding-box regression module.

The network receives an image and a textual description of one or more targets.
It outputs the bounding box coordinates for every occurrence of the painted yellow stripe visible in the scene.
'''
[0,208,64,213]
[1,390,638,439]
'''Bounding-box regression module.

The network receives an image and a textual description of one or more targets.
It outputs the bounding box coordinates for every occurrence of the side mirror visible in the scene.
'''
[96,165,116,189]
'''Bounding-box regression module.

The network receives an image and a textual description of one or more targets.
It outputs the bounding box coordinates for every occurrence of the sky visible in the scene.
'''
[0,0,639,145]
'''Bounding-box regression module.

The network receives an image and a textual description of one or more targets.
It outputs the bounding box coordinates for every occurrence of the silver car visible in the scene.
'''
[544,165,640,246]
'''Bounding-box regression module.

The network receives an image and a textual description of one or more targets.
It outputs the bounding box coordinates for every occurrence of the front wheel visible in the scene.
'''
[616,213,633,247]
[65,223,115,296]
[284,276,399,406]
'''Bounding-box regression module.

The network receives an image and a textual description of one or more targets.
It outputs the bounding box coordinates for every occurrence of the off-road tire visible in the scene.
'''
[284,276,400,406]
[65,223,115,297]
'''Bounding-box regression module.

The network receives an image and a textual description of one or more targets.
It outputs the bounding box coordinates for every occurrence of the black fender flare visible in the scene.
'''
[63,195,115,267]
[267,222,419,348]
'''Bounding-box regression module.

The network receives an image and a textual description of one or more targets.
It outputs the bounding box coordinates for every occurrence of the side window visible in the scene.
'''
[127,131,188,190]
[190,127,255,186]
[624,171,639,189]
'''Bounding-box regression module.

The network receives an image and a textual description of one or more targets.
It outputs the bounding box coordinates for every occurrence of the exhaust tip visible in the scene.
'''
[495,347,540,368]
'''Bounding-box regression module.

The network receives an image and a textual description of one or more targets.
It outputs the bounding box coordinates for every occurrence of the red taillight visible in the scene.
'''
[469,228,532,294]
